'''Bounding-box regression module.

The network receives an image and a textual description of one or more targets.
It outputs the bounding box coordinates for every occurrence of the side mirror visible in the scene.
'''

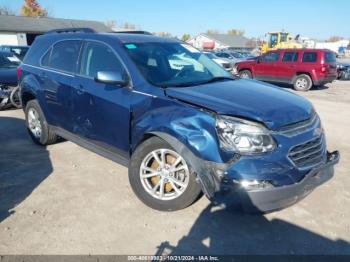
[257,57,262,63]
[95,71,129,87]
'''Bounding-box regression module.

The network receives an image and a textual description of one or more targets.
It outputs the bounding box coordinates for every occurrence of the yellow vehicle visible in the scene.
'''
[261,32,303,53]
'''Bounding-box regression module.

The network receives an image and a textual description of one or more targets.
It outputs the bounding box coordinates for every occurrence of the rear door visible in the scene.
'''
[324,51,337,77]
[254,51,280,81]
[40,40,82,131]
[277,51,299,82]
[72,40,132,158]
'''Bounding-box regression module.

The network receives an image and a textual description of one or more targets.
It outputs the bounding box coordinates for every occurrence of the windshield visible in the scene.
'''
[230,52,243,59]
[124,42,232,87]
[0,53,21,68]
[204,53,217,59]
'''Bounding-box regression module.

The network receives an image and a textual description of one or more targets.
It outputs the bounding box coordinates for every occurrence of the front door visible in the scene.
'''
[72,41,132,159]
[254,51,280,81]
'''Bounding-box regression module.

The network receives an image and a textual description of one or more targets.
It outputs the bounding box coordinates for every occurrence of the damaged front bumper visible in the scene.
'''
[209,151,340,212]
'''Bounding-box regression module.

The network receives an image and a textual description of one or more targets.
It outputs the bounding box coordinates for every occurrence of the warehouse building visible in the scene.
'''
[0,15,110,46]
[187,33,257,51]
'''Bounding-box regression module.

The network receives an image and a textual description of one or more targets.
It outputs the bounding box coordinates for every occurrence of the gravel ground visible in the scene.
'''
[0,80,349,255]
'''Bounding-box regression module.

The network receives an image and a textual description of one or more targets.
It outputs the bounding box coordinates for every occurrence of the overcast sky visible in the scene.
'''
[1,0,348,40]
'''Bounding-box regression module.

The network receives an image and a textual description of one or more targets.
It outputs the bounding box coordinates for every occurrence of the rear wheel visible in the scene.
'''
[293,74,312,91]
[239,70,252,79]
[129,137,202,211]
[25,100,57,145]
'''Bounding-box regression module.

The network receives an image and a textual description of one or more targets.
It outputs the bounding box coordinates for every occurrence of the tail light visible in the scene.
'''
[321,64,329,73]
[17,66,22,79]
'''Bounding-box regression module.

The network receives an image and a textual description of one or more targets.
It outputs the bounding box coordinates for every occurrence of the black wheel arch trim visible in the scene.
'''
[149,131,233,198]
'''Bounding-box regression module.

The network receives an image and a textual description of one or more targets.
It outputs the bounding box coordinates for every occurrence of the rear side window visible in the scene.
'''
[282,52,299,62]
[49,40,81,72]
[325,52,336,63]
[261,52,279,62]
[41,48,51,66]
[79,41,124,78]
[302,52,317,63]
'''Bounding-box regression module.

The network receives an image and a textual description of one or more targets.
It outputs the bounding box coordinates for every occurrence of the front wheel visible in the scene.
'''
[239,70,252,79]
[129,137,202,211]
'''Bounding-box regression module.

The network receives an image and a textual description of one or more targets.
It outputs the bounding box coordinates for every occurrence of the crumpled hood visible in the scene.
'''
[165,79,313,130]
[0,68,17,86]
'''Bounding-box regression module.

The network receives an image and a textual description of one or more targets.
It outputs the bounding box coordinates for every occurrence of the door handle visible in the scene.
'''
[75,84,85,95]
[39,72,47,79]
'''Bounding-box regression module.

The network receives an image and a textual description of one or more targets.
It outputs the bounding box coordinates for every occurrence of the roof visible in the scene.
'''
[37,31,179,45]
[203,33,251,48]
[0,15,110,33]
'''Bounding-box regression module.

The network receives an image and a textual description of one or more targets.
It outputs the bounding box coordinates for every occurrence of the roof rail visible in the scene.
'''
[111,30,152,35]
[45,28,96,34]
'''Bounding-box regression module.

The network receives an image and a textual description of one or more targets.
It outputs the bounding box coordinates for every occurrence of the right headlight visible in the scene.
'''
[216,115,276,154]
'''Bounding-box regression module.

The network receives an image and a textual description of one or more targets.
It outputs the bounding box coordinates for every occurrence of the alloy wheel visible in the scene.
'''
[139,149,190,200]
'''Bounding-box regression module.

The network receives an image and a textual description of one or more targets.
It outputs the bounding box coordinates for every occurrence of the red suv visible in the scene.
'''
[236,49,338,91]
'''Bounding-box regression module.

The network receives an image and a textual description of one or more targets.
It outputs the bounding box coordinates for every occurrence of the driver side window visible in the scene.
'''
[80,41,124,78]
[261,52,279,62]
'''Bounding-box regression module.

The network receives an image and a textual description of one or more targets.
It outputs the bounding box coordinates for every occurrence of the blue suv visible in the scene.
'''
[19,28,339,212]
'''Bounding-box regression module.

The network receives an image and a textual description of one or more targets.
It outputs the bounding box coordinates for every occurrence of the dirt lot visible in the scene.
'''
[0,80,350,255]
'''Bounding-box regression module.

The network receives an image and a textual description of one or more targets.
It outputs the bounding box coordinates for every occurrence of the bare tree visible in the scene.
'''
[105,20,117,30]
[0,6,16,15]
[326,36,344,42]
[227,28,245,36]
[206,29,220,34]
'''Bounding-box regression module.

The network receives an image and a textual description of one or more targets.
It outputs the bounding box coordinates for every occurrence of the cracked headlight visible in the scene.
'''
[216,115,276,154]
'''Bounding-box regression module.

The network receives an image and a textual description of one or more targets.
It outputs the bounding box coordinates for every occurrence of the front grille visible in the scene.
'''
[288,136,326,169]
[278,112,318,137]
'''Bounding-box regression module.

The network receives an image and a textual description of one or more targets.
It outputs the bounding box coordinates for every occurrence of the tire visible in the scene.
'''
[10,86,22,109]
[293,74,312,91]
[239,70,252,79]
[129,137,202,211]
[25,99,57,145]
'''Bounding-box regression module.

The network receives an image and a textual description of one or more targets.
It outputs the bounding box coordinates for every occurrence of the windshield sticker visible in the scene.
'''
[7,56,20,62]
[181,44,200,53]
[125,44,137,49]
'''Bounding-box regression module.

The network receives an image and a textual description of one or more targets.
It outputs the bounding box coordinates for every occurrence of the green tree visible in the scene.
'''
[21,0,48,17]
[227,28,245,36]
[181,34,191,42]
[0,6,16,15]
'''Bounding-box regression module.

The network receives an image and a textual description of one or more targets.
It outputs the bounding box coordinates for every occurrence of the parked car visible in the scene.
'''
[0,45,29,61]
[215,51,244,65]
[337,62,350,80]
[236,49,338,91]
[203,51,233,72]
[0,51,21,109]
[19,29,339,212]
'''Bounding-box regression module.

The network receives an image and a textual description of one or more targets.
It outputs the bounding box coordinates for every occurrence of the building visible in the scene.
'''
[0,15,110,46]
[187,33,256,51]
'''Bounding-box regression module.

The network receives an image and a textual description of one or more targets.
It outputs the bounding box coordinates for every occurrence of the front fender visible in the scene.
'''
[131,99,237,198]
[132,102,232,163]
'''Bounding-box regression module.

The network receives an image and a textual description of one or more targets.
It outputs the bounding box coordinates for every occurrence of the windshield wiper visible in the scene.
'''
[166,77,234,88]
[196,76,234,85]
